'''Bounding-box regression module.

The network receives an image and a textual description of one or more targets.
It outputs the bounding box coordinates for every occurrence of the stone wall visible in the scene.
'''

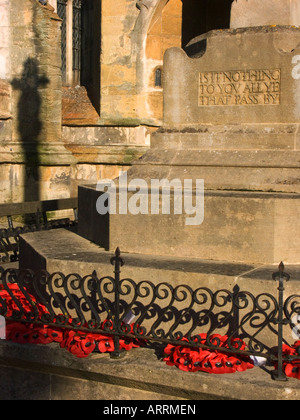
[0,0,12,203]
[0,0,153,205]
[0,0,219,205]
[0,0,75,203]
[100,0,140,124]
[62,125,151,197]
[9,1,63,154]
[144,0,182,124]
[100,0,182,126]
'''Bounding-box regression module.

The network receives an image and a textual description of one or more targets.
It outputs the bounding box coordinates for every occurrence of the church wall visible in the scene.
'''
[0,0,185,206]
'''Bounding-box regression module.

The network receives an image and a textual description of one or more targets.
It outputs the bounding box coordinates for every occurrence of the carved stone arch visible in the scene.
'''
[133,0,170,93]
[133,0,182,124]
[133,0,234,124]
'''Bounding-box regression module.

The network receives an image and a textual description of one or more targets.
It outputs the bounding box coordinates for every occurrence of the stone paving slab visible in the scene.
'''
[0,340,299,400]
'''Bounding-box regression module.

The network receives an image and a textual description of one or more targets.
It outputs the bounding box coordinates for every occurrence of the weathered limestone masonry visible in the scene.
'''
[0,0,11,160]
[112,26,300,265]
[0,0,76,202]
[77,0,300,266]
[96,0,181,126]
[1,0,176,203]
[18,1,300,362]
[63,0,182,195]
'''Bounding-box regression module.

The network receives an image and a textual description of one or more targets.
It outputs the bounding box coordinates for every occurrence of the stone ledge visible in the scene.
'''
[64,144,149,165]
[152,123,300,151]
[18,228,300,295]
[0,142,76,165]
[0,340,299,400]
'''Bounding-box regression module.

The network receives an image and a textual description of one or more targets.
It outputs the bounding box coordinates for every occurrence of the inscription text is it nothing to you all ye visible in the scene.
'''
[198,69,281,106]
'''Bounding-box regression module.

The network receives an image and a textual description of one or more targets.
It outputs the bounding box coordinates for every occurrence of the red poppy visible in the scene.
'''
[59,329,96,357]
[27,326,53,345]
[97,336,115,353]
[69,335,96,358]
[276,341,300,380]
[6,322,32,344]
[60,329,77,349]
[46,327,64,343]
[284,361,300,379]
[1,284,49,320]
[1,283,145,358]
[119,338,134,351]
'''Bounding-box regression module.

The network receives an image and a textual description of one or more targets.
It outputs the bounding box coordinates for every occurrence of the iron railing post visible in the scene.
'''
[110,247,124,359]
[272,262,290,381]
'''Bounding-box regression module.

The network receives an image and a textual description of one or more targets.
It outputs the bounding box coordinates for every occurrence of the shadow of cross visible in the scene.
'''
[11,58,50,205]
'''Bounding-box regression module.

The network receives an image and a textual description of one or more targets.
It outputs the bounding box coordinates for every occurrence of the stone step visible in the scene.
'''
[19,228,300,296]
[124,148,300,193]
[151,124,300,151]
[17,228,300,351]
[1,340,300,400]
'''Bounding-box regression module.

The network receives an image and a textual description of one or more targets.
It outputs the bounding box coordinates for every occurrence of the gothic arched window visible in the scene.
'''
[54,0,101,113]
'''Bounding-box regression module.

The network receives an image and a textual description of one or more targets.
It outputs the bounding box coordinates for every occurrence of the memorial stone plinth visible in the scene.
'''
[150,26,300,193]
[78,25,300,265]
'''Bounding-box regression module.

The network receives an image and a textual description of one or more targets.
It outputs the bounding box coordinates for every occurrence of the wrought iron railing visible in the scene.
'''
[0,249,299,381]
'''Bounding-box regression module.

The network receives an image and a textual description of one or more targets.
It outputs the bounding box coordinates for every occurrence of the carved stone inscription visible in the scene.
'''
[198,69,281,106]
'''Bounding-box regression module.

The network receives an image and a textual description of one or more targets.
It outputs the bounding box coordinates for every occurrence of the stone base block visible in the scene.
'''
[18,228,300,296]
[78,184,300,265]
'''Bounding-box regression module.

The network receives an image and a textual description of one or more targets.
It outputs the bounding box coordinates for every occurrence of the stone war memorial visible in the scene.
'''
[21,0,300,291]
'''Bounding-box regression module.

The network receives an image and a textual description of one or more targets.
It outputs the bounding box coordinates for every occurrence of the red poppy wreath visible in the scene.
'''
[163,335,254,374]
[0,284,144,358]
[1,283,300,378]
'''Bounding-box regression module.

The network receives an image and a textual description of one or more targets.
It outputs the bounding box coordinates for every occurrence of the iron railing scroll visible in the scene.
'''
[0,250,299,382]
